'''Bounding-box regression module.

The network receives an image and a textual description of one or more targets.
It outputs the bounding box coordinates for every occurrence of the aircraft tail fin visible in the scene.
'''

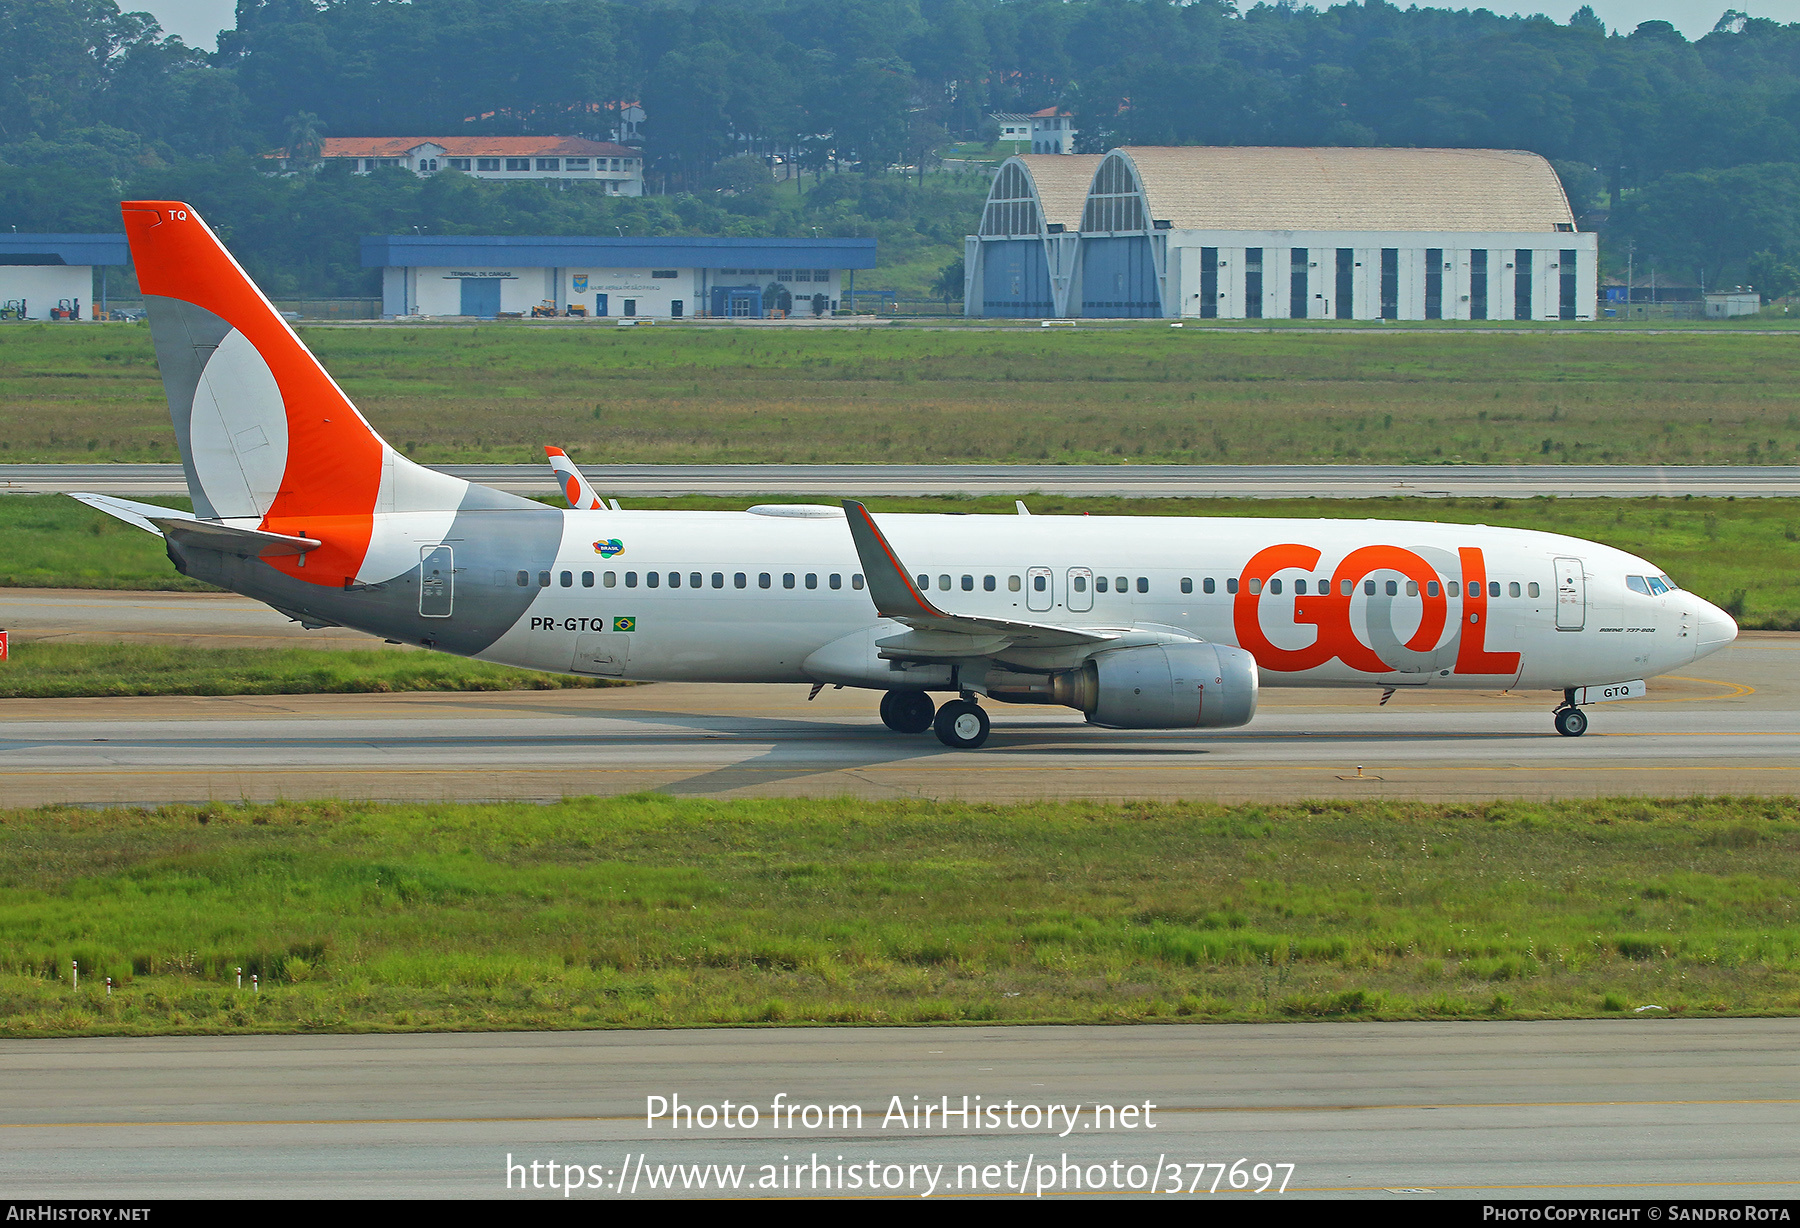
[120,200,498,525]
[545,446,605,509]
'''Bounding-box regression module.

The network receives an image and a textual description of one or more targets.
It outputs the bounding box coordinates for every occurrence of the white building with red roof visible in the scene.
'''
[276,137,644,195]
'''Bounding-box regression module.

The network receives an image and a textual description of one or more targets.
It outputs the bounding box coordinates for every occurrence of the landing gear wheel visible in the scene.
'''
[933,699,991,750]
[1554,707,1589,738]
[879,690,937,734]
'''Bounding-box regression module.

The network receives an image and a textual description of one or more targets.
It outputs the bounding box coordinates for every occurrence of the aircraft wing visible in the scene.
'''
[841,498,1123,652]
[70,492,321,557]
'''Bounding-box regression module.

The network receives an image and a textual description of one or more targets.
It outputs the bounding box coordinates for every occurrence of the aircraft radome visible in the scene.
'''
[74,201,1739,750]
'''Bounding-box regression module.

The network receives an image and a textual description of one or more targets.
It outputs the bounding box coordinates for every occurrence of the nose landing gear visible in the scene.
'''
[1553,705,1589,737]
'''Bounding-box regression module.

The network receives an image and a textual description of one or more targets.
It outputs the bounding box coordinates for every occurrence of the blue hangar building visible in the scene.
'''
[361,235,878,319]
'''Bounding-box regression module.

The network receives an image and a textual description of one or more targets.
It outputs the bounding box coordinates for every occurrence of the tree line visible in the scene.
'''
[6,0,1800,295]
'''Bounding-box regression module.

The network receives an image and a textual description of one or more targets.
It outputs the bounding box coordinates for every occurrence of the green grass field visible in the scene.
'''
[6,324,1800,465]
[0,641,617,698]
[1,796,1793,1036]
[8,491,1798,629]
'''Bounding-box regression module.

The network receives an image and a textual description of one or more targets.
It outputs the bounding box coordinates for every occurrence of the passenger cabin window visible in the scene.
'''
[783,573,795,589]
[1096,577,1109,592]
[647,572,660,588]
[1406,581,1418,596]
[1072,575,1087,592]
[604,571,617,587]
[1137,577,1149,593]
[1488,581,1500,597]
[759,573,771,589]
[1270,579,1283,595]
[516,570,529,587]
[713,573,725,588]
[1033,575,1047,592]
[1180,578,1192,594]
[560,571,572,587]
[853,574,865,590]
[1365,580,1377,595]
[961,575,974,591]
[734,573,747,588]
[1115,576,1127,592]
[538,571,551,587]
[983,575,995,591]
[690,573,702,589]
[1528,582,1540,597]
[1385,580,1397,596]
[1008,576,1020,592]
[1247,578,1263,595]
[1226,578,1238,594]
[626,572,638,587]
[582,571,594,587]
[1295,579,1307,595]
[1427,581,1440,597]
[1204,578,1216,594]
[1509,582,1520,597]
[806,573,818,589]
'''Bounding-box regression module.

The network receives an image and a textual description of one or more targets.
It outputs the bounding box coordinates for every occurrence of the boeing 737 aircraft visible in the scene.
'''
[74,201,1739,749]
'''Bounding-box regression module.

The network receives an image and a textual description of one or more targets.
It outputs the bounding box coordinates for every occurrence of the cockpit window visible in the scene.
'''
[1659,574,1679,591]
[1626,576,1651,595]
[1647,575,1669,596]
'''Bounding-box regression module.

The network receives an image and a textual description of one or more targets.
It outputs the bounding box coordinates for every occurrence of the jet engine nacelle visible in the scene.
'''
[1086,641,1259,729]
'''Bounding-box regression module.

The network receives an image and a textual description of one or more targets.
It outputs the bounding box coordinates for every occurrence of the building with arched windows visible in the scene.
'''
[964,147,1598,321]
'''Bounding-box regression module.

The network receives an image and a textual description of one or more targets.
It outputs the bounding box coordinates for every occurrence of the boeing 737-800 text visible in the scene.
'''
[73,201,1739,749]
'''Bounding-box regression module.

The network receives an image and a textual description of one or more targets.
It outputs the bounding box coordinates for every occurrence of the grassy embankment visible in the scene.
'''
[7,490,1798,628]
[0,795,1794,1036]
[6,324,1800,465]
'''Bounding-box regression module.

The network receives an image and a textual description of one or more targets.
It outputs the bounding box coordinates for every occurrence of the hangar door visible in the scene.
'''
[1080,236,1161,318]
[981,239,1053,317]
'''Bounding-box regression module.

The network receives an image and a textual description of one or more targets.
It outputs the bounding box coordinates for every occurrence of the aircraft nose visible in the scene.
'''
[1691,598,1738,661]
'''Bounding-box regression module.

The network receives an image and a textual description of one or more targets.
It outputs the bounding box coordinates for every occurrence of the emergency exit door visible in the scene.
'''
[1027,567,1053,611]
[1554,557,1585,630]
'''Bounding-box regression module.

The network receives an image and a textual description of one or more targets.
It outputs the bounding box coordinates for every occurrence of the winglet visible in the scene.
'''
[1015,500,1030,516]
[841,499,946,620]
[545,446,605,510]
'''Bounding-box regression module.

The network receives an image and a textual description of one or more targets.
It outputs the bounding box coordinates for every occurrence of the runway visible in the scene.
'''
[0,633,1790,807]
[2,1019,1795,1199]
[7,462,1800,499]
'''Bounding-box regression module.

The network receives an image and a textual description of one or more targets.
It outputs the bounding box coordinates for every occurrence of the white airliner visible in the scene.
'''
[74,201,1738,749]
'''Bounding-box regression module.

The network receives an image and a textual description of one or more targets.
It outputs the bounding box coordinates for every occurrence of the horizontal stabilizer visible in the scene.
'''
[69,492,319,557]
[157,518,321,557]
[68,492,188,536]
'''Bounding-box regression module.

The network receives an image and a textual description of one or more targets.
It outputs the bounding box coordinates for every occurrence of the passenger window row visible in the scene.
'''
[1187,576,1542,598]
[518,570,867,591]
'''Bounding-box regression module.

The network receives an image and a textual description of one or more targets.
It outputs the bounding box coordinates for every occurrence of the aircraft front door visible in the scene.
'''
[1027,566,1053,612]
[1066,567,1093,612]
[1554,557,1585,631]
[419,545,453,617]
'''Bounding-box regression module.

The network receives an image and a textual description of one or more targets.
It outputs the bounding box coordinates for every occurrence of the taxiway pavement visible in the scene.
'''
[0,630,1790,806]
[7,462,1800,499]
[2,1019,1794,1199]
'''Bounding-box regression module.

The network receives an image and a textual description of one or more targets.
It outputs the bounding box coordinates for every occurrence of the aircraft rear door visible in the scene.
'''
[1554,557,1585,630]
[419,545,453,617]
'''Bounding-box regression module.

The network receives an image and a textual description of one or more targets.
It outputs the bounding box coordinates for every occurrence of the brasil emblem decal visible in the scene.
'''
[573,274,589,292]
[593,538,624,558]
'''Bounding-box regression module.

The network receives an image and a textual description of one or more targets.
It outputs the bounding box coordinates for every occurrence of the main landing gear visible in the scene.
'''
[1553,704,1589,738]
[879,690,991,749]
[878,689,936,734]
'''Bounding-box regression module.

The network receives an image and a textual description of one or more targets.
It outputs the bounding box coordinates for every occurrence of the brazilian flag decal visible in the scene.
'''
[613,616,636,632]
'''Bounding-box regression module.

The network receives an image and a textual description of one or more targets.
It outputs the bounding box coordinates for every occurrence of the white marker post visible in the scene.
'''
[252,974,259,994]
[236,966,242,989]
[106,977,113,996]
[71,959,77,992]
